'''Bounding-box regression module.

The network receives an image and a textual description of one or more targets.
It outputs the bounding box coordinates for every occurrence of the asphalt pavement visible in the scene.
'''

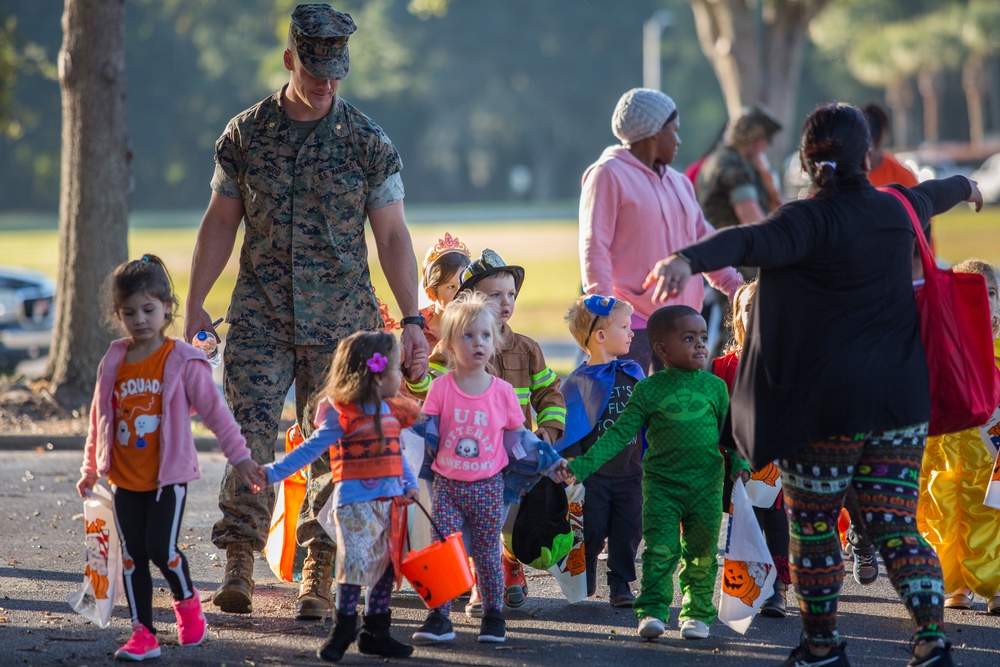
[2,449,1000,666]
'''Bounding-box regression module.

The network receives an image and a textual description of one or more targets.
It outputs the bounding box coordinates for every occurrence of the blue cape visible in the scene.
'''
[555,359,645,452]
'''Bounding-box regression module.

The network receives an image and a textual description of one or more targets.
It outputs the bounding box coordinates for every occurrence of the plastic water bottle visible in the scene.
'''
[193,331,222,368]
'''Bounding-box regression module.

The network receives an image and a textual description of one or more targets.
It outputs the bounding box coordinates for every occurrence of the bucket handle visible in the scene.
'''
[410,500,450,544]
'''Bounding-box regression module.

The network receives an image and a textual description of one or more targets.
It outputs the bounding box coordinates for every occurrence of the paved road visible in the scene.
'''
[1,450,999,666]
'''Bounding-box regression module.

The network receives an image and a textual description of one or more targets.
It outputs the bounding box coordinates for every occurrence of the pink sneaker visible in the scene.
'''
[173,589,207,646]
[115,623,161,661]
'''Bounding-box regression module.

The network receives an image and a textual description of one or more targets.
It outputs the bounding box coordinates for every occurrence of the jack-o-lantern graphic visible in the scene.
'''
[722,560,771,607]
[84,517,111,600]
[751,462,781,486]
[565,500,586,575]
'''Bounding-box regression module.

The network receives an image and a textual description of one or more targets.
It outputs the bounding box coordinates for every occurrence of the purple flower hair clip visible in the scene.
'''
[366,352,388,373]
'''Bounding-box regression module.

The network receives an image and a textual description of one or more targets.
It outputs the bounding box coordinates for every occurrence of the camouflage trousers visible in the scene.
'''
[211,325,338,552]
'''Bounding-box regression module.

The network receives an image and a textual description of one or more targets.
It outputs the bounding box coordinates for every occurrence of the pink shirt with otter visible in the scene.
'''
[423,373,525,482]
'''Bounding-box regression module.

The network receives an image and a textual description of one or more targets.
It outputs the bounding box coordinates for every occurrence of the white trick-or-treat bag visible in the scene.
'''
[719,478,777,634]
[67,484,122,628]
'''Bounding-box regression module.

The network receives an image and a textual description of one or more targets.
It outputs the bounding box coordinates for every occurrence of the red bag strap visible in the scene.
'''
[879,186,934,277]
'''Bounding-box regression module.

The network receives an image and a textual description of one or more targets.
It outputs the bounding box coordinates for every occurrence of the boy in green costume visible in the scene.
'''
[567,304,748,640]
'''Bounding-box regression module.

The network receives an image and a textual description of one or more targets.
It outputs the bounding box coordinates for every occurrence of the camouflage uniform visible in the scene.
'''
[209,90,404,552]
[696,144,770,231]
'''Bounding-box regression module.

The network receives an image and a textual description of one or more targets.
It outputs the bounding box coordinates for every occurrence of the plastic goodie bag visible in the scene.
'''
[262,424,308,582]
[982,406,1000,510]
[719,478,777,634]
[545,481,587,603]
[67,484,122,628]
[745,461,782,509]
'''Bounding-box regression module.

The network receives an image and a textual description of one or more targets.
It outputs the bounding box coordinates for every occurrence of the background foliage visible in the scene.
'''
[2,1,998,213]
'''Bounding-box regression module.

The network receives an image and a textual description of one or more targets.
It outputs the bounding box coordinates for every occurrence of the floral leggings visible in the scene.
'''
[779,423,946,647]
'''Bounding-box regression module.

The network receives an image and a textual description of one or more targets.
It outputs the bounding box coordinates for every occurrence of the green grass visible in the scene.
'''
[3,204,1000,350]
[0,218,583,342]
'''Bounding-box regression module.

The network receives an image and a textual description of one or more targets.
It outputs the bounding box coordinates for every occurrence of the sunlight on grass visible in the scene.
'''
[3,204,999,348]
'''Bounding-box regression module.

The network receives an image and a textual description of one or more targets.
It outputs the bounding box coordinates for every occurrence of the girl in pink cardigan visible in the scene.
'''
[76,255,260,662]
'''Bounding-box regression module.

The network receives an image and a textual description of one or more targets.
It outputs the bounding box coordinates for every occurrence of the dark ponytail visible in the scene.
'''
[799,103,871,197]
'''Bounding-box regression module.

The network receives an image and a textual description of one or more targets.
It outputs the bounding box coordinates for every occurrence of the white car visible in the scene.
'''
[0,266,55,371]
[971,153,1000,204]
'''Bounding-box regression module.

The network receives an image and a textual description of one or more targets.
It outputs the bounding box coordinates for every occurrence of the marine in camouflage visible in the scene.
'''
[696,144,770,232]
[209,88,403,551]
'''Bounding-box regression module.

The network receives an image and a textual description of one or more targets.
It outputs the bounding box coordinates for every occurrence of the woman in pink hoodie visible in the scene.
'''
[579,88,743,374]
[77,255,261,662]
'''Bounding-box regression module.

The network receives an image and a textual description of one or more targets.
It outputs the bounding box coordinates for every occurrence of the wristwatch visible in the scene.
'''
[400,315,426,328]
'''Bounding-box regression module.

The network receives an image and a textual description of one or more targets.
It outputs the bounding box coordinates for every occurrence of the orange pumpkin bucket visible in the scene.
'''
[401,502,474,608]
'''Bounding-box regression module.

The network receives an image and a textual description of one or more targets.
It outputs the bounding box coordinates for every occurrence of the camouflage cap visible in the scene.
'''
[289,4,357,80]
[726,104,782,147]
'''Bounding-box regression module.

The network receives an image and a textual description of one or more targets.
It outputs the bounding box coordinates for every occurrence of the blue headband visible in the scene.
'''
[583,295,617,345]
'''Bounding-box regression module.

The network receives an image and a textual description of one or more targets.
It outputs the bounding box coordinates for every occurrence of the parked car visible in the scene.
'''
[894,148,976,183]
[0,266,55,371]
[970,152,1000,204]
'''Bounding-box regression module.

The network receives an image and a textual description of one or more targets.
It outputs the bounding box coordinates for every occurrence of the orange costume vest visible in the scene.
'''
[330,398,419,483]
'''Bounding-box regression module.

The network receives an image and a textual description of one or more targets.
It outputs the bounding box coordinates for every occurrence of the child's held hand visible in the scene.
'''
[403,487,420,504]
[550,459,574,484]
[235,459,266,493]
[76,474,96,498]
[734,469,750,484]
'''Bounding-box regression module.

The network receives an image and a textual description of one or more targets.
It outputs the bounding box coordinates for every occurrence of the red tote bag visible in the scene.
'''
[882,186,1000,436]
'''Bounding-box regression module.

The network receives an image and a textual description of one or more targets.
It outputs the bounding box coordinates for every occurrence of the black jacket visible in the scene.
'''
[683,175,972,467]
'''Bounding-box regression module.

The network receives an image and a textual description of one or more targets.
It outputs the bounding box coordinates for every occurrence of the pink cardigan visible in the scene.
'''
[80,338,251,488]
[579,145,743,323]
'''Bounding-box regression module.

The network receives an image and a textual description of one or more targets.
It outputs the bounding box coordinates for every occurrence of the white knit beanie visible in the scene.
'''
[611,88,677,145]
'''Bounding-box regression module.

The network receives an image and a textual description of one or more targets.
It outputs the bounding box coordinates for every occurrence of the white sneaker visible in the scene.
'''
[637,616,665,640]
[680,619,710,639]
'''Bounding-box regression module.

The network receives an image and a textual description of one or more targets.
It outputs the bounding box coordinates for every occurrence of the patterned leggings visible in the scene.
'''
[779,423,946,647]
[432,473,505,616]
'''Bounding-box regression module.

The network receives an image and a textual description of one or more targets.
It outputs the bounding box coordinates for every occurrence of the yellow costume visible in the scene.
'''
[917,339,1000,599]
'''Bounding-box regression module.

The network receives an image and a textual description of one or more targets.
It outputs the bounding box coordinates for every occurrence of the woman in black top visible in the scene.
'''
[650,103,982,667]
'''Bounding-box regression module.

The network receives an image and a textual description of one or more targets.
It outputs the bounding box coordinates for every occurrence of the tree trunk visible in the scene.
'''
[885,78,914,148]
[687,0,831,160]
[963,53,987,148]
[46,0,130,409]
[917,69,941,144]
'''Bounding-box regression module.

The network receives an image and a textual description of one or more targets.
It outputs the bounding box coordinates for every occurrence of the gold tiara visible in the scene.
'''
[422,233,471,286]
[425,233,470,265]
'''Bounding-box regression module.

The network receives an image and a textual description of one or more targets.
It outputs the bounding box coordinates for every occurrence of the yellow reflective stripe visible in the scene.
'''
[514,387,531,405]
[537,406,566,425]
[428,362,448,377]
[530,367,557,389]
[405,374,431,393]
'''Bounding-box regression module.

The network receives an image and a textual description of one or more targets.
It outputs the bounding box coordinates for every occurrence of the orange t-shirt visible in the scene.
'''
[868,154,919,188]
[107,339,174,492]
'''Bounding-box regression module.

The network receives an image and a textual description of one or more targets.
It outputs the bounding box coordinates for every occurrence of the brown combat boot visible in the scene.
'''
[295,545,335,620]
[212,542,255,614]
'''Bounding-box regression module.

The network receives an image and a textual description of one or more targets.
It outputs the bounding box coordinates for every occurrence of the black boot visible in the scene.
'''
[760,581,787,618]
[358,612,414,658]
[317,612,358,662]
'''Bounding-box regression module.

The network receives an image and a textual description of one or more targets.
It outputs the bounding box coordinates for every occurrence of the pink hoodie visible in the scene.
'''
[80,338,251,488]
[579,145,743,324]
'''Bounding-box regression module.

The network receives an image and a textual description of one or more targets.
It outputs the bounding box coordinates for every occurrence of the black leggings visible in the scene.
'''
[113,484,195,633]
